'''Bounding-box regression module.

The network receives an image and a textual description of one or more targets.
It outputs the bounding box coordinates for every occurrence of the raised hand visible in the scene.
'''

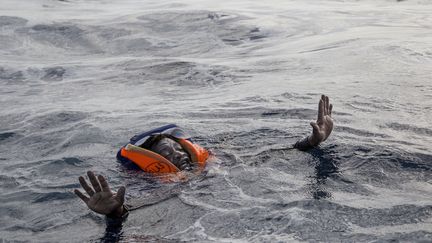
[74,171,125,217]
[308,95,334,146]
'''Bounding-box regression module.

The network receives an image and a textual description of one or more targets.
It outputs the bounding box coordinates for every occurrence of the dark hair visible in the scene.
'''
[139,134,164,149]
[140,134,181,151]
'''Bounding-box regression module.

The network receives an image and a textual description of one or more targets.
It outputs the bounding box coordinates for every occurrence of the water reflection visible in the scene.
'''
[101,225,124,243]
[307,145,339,200]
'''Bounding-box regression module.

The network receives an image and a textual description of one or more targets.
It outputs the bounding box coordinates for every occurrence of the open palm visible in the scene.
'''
[74,171,125,216]
[309,95,333,146]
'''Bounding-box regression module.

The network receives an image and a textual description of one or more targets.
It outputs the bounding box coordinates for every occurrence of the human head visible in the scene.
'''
[148,136,192,171]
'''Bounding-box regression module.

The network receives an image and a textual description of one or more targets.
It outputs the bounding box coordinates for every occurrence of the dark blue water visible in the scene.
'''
[1,0,431,242]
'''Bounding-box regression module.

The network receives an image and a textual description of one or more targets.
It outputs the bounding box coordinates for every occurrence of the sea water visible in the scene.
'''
[0,0,431,242]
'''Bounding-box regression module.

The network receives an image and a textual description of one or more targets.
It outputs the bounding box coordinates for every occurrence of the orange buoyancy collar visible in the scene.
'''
[117,124,209,174]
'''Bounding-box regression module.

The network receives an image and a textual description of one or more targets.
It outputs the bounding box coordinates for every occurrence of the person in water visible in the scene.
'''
[116,123,210,174]
[74,95,334,225]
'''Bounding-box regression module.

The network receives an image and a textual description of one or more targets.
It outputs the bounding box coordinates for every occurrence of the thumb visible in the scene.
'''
[115,186,126,205]
[310,122,319,133]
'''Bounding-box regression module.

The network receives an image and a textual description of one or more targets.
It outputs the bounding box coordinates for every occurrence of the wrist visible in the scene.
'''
[307,136,320,147]
[106,205,129,226]
[107,205,124,218]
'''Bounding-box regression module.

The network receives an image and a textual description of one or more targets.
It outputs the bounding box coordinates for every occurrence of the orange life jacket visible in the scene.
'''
[117,124,209,174]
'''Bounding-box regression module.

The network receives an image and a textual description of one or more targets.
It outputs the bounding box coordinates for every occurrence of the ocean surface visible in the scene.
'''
[1,0,431,242]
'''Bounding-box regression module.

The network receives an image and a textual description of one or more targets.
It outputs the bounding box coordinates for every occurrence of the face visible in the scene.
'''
[150,138,192,171]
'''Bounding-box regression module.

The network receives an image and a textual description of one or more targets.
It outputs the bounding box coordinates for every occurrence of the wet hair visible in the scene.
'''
[139,134,166,150]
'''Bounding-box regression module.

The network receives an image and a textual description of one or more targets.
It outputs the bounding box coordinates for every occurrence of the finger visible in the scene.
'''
[318,98,324,120]
[115,186,126,205]
[79,176,95,196]
[325,95,330,115]
[329,104,333,116]
[310,122,319,133]
[87,171,102,192]
[98,175,111,192]
[74,189,89,203]
[321,95,326,115]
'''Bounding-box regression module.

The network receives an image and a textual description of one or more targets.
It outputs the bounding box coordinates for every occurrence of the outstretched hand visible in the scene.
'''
[74,171,125,217]
[308,95,334,146]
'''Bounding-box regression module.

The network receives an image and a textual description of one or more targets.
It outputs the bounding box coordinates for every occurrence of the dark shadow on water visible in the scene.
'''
[101,230,179,243]
[0,132,16,141]
[306,145,340,200]
[100,224,124,243]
